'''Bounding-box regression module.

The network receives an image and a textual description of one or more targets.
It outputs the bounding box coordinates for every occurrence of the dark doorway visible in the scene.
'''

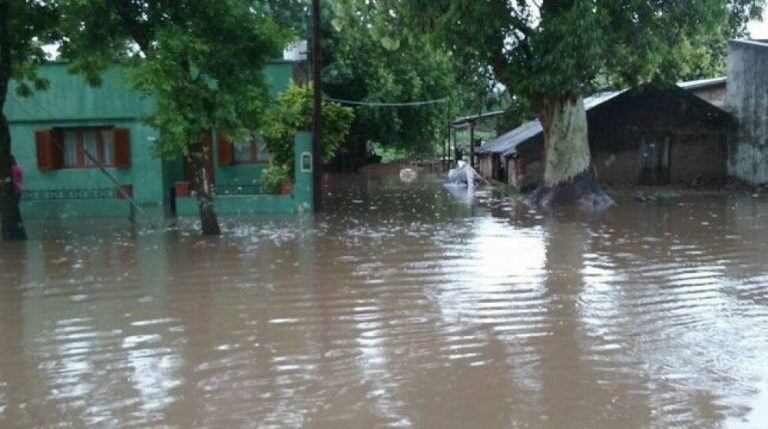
[639,135,670,185]
[492,154,507,183]
[169,187,177,215]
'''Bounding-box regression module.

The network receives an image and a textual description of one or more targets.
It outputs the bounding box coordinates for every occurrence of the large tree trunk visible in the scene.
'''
[188,141,220,236]
[0,110,25,240]
[0,8,27,241]
[528,95,614,210]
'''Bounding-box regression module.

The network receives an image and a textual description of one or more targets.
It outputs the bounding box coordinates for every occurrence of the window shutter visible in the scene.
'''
[35,129,60,170]
[113,128,131,168]
[217,133,234,166]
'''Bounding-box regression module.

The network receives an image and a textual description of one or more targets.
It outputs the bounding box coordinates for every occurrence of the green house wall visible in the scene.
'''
[4,61,301,218]
[176,131,314,216]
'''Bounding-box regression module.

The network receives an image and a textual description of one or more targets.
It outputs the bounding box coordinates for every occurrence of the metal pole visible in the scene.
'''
[445,99,451,169]
[469,120,475,168]
[311,0,322,212]
[450,126,455,168]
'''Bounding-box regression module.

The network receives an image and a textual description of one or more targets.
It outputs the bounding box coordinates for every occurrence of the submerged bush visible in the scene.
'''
[261,81,354,178]
[260,164,291,194]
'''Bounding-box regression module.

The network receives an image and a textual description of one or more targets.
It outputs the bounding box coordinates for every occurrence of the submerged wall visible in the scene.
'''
[175,132,314,215]
[727,40,768,183]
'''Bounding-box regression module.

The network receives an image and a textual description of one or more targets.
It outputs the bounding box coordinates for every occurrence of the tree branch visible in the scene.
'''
[108,0,152,54]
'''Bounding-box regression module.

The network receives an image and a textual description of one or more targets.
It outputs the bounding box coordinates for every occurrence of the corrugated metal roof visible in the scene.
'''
[475,119,542,156]
[730,39,768,49]
[476,91,624,158]
[678,76,727,90]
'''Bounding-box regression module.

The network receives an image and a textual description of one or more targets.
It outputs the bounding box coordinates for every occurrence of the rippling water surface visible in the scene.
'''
[2,172,768,428]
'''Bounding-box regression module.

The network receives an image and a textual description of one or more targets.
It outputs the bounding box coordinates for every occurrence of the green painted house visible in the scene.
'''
[4,61,313,219]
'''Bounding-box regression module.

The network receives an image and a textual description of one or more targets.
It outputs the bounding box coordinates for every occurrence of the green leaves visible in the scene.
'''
[61,0,292,160]
[408,0,764,111]
[379,36,400,51]
[261,81,354,177]
[260,163,291,194]
[1,0,59,97]
[323,0,455,154]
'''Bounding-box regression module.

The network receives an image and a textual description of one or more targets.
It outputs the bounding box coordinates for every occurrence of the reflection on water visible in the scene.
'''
[2,173,768,427]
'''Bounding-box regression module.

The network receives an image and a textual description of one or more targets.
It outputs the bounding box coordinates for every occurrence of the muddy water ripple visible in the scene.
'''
[2,173,768,428]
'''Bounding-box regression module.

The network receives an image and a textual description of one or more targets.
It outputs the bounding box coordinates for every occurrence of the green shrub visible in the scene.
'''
[260,164,290,194]
[261,81,354,177]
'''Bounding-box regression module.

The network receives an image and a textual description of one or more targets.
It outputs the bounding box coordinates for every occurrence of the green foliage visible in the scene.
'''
[0,1,59,97]
[261,81,354,176]
[495,94,534,133]
[321,0,457,155]
[407,0,765,111]
[60,0,291,159]
[0,0,60,240]
[243,0,495,156]
[260,163,291,194]
[260,0,309,36]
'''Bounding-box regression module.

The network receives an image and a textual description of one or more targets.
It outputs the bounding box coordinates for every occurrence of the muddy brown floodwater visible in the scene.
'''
[2,172,768,428]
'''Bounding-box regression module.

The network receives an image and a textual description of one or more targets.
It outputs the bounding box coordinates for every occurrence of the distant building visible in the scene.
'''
[476,85,731,190]
[5,61,313,218]
[726,39,768,184]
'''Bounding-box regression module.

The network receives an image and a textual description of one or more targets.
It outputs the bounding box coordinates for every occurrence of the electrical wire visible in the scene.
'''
[326,97,449,107]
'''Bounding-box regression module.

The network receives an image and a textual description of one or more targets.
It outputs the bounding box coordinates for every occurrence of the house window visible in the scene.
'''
[36,127,130,170]
[61,128,116,168]
[234,137,270,163]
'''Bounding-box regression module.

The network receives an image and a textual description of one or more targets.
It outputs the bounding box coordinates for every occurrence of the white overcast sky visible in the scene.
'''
[749,10,768,38]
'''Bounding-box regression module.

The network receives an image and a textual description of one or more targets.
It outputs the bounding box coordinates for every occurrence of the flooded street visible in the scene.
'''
[2,171,768,428]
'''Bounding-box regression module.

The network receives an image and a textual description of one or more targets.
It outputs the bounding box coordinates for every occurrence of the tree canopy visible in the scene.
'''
[322,1,455,154]
[61,0,291,156]
[407,0,764,106]
[273,0,468,156]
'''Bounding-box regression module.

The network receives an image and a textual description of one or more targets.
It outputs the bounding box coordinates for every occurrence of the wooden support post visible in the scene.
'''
[446,99,452,169]
[469,120,475,168]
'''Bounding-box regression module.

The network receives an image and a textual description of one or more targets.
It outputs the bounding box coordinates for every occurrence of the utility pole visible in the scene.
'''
[469,119,475,168]
[311,0,322,212]
[445,99,451,169]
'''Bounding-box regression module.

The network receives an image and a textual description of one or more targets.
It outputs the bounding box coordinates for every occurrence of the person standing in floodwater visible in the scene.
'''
[10,155,23,203]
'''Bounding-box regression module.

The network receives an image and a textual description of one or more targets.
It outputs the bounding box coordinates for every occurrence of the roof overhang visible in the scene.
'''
[678,76,727,91]
[452,110,505,126]
[729,39,768,50]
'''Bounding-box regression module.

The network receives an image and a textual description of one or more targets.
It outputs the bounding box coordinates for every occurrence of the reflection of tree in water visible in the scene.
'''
[579,197,760,427]
[533,215,652,427]
[355,215,547,427]
[0,232,150,427]
[0,243,30,427]
[157,220,334,426]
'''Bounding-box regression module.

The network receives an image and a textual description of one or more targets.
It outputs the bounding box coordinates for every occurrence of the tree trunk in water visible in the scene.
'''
[528,95,614,210]
[188,141,220,235]
[0,111,26,240]
[0,13,27,240]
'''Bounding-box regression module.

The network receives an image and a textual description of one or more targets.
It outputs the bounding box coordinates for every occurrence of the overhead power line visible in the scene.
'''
[326,97,450,107]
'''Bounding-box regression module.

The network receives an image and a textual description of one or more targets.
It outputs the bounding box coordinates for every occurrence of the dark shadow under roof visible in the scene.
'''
[476,83,730,159]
